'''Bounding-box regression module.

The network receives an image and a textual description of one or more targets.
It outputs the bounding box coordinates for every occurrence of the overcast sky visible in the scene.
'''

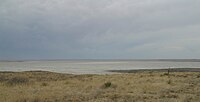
[0,0,200,60]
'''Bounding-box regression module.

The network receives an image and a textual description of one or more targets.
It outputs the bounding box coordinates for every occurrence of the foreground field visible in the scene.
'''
[0,70,200,102]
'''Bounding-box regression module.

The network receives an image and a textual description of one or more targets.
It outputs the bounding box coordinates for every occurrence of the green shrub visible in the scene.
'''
[103,82,112,88]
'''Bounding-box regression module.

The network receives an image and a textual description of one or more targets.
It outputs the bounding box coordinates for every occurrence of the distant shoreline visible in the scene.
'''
[0,68,200,75]
[1,59,200,62]
[108,68,200,73]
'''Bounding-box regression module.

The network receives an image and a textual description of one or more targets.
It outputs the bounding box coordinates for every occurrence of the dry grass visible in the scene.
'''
[0,71,199,102]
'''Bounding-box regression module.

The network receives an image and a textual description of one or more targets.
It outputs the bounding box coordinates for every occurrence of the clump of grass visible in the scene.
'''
[41,82,48,86]
[7,77,29,86]
[102,82,112,88]
[163,73,169,76]
[148,71,154,76]
[65,81,70,84]
[15,97,42,102]
[197,74,200,78]
[0,75,6,82]
[167,79,172,85]
[163,68,171,77]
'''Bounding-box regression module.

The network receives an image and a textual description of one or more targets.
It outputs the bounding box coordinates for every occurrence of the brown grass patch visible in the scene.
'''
[0,71,199,102]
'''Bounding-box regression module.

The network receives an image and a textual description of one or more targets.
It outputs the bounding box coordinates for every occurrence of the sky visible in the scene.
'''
[0,0,200,60]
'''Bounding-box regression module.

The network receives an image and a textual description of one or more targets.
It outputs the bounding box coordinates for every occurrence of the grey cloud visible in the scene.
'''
[0,0,200,59]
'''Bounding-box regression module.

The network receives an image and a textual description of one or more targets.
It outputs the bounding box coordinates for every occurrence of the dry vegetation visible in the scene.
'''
[0,71,200,102]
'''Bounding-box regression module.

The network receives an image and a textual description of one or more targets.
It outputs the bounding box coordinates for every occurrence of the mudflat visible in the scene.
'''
[0,69,200,102]
[108,68,200,73]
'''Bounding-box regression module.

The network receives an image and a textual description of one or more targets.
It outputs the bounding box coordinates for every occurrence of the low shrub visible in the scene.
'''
[0,75,7,82]
[7,77,29,86]
[163,73,169,76]
[167,79,172,85]
[102,82,112,88]
[41,82,48,86]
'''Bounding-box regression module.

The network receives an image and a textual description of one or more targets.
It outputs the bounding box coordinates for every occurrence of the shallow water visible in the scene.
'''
[0,60,200,74]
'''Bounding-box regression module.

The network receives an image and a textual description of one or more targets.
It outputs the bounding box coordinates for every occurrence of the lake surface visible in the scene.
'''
[0,60,200,74]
